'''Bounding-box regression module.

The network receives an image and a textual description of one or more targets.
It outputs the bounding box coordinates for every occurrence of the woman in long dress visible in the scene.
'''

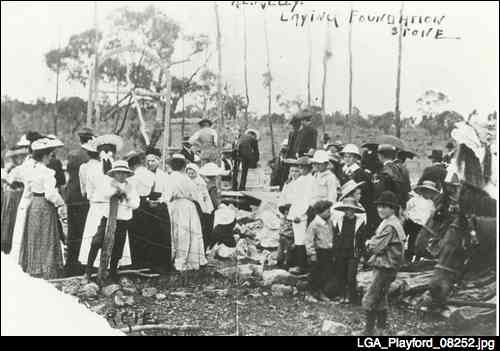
[1,146,29,253]
[18,137,67,279]
[166,155,207,272]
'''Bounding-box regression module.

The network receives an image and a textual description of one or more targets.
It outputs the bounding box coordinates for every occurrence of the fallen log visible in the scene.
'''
[119,324,200,334]
[446,299,497,309]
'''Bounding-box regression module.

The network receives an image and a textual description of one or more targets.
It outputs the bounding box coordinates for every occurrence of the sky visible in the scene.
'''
[1,1,498,119]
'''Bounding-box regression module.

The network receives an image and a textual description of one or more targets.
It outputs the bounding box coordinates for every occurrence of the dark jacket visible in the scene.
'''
[181,147,196,163]
[66,148,90,202]
[373,161,408,208]
[48,157,66,189]
[332,214,367,259]
[295,125,318,157]
[286,129,300,159]
[419,163,448,190]
[238,135,260,169]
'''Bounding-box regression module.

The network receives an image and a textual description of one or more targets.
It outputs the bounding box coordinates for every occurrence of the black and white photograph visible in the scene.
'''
[1,1,498,339]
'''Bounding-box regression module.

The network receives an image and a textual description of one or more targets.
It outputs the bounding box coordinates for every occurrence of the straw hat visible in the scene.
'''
[341,144,361,158]
[339,180,366,201]
[124,150,145,162]
[82,139,98,153]
[284,158,299,165]
[334,198,366,214]
[311,150,330,164]
[414,181,440,196]
[5,147,29,159]
[16,135,31,148]
[186,163,200,173]
[95,134,124,152]
[199,163,226,177]
[31,138,64,151]
[107,160,134,177]
[296,156,312,166]
[198,118,213,127]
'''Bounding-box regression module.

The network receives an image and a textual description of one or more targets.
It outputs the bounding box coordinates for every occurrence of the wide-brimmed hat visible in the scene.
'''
[428,150,443,162]
[171,154,186,161]
[298,108,314,121]
[95,134,123,152]
[374,191,400,209]
[334,198,366,214]
[378,144,398,153]
[198,118,213,127]
[311,150,330,164]
[186,163,200,173]
[77,127,95,138]
[31,138,64,151]
[107,160,134,177]
[245,129,260,140]
[414,181,440,196]
[340,144,361,158]
[398,150,417,160]
[296,156,312,166]
[284,158,299,166]
[5,147,29,158]
[82,139,98,153]
[124,150,145,162]
[339,180,366,201]
[16,135,31,148]
[199,163,226,177]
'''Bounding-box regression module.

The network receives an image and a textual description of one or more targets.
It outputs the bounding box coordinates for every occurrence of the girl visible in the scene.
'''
[19,137,67,279]
[362,191,406,335]
[331,198,367,304]
[166,155,207,272]
[1,145,29,254]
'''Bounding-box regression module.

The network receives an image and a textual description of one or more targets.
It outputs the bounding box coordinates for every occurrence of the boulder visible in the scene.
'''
[102,284,121,297]
[271,284,294,297]
[261,270,298,287]
[321,320,352,336]
[142,287,159,298]
[80,283,100,299]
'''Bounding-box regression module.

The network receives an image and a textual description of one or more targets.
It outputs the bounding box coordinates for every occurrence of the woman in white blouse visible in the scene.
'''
[18,137,67,279]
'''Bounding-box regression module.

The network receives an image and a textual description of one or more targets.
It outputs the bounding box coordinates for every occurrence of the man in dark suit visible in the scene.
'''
[64,127,94,276]
[286,115,302,159]
[180,137,196,163]
[294,110,318,157]
[237,129,260,191]
[419,150,448,190]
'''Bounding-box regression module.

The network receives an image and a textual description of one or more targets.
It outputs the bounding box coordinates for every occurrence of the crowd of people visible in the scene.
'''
[0,109,466,335]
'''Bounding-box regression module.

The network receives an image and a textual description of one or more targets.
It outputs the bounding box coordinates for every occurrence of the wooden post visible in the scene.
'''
[307,22,312,107]
[93,1,100,131]
[321,23,331,136]
[395,1,404,138]
[162,69,172,170]
[98,195,119,284]
[264,15,276,159]
[214,1,223,150]
[242,7,250,131]
[348,2,354,143]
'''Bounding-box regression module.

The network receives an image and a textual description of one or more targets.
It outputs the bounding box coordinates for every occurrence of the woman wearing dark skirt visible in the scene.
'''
[1,147,29,253]
[19,137,67,280]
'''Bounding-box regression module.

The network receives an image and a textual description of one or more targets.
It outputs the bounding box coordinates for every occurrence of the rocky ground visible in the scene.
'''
[52,258,496,336]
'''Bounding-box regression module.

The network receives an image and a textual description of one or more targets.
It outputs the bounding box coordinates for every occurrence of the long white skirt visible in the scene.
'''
[78,203,131,267]
[10,197,31,262]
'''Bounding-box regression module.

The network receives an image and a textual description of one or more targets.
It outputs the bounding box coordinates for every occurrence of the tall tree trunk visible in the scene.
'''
[93,1,100,131]
[348,2,354,143]
[321,24,331,136]
[162,69,173,168]
[54,41,61,135]
[395,2,404,138]
[264,15,276,159]
[214,1,223,150]
[307,22,312,107]
[243,7,250,131]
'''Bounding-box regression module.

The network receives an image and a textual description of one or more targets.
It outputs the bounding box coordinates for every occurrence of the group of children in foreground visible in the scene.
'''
[277,153,407,335]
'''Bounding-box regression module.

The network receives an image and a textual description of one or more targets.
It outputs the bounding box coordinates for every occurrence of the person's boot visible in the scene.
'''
[363,311,377,335]
[376,310,388,331]
[109,258,120,282]
[289,246,307,275]
[85,245,99,280]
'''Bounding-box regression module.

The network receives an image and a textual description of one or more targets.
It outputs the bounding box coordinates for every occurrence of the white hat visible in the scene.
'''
[82,139,98,153]
[95,134,124,152]
[340,144,361,157]
[171,154,186,160]
[339,180,366,201]
[31,138,64,151]
[414,181,440,196]
[199,163,227,177]
[5,147,29,158]
[107,160,134,177]
[311,150,330,164]
[186,163,200,173]
[16,135,30,148]
[245,129,260,141]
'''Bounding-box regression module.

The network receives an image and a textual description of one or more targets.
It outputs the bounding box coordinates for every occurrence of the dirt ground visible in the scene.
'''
[76,259,496,336]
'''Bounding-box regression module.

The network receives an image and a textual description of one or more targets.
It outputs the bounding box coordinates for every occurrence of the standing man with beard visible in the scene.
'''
[64,128,95,276]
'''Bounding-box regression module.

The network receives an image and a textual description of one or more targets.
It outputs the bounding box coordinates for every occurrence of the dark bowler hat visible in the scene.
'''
[374,191,400,210]
[77,127,95,138]
[145,147,162,158]
[428,150,443,162]
[198,118,213,127]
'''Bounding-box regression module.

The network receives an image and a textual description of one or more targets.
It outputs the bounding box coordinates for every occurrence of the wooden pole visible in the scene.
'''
[242,7,250,131]
[264,15,276,159]
[214,1,223,150]
[93,1,100,131]
[348,2,354,143]
[307,22,312,107]
[395,1,404,138]
[98,195,119,284]
[321,23,331,136]
[54,26,61,135]
[162,69,172,169]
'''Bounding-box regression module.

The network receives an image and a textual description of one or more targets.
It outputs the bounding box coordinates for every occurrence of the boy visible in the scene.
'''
[305,200,334,301]
[85,161,140,281]
[312,150,339,204]
[331,198,367,305]
[362,191,406,335]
